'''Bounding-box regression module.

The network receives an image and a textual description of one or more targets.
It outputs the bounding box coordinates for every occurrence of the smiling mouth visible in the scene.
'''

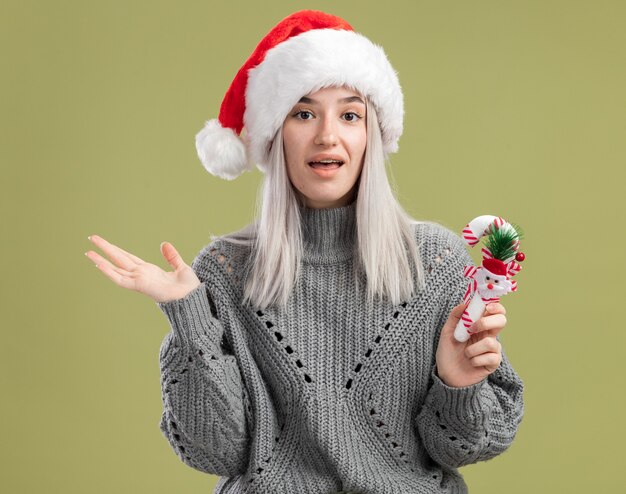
[308,159,344,169]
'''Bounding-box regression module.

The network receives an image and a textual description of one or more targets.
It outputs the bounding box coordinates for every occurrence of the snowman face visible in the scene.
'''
[476,268,513,299]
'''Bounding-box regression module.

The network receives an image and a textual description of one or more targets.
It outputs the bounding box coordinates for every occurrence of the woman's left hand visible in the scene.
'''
[434,302,506,388]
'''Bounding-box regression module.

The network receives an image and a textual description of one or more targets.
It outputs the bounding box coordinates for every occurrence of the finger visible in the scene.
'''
[465,337,502,359]
[88,235,144,269]
[469,313,507,335]
[86,250,134,276]
[449,303,467,321]
[440,302,471,340]
[89,234,145,264]
[484,302,506,316]
[88,252,136,289]
[469,352,502,371]
[161,242,186,270]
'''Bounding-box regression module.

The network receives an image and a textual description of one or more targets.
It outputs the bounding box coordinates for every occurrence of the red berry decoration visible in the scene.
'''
[515,251,525,262]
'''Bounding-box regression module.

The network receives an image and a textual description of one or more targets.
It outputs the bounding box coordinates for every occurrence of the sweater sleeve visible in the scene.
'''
[156,275,250,477]
[415,231,525,469]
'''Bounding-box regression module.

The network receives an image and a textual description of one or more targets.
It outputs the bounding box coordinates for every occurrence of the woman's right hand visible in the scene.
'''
[85,235,201,303]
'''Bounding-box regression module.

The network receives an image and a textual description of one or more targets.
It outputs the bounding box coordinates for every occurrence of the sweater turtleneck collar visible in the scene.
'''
[299,200,357,264]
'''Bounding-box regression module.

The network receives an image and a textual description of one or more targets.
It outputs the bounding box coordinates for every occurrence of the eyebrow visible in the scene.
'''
[297,95,366,105]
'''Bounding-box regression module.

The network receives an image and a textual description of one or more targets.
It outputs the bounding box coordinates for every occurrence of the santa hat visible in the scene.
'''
[195,10,404,180]
[482,258,509,277]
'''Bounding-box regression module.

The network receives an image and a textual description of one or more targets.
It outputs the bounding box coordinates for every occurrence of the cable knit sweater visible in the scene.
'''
[156,202,524,494]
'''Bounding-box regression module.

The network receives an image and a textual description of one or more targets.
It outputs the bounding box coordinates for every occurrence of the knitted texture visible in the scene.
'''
[156,202,524,494]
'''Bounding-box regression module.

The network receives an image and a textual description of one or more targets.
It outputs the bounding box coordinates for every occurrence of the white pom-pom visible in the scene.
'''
[194,119,252,180]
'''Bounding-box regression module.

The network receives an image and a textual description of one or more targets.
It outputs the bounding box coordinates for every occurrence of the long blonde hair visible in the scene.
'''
[216,97,426,310]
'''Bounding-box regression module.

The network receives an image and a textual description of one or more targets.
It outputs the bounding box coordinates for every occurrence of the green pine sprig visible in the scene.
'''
[484,222,524,261]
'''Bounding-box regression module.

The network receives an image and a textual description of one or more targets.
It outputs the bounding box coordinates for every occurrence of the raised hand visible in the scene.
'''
[435,302,506,388]
[85,235,201,303]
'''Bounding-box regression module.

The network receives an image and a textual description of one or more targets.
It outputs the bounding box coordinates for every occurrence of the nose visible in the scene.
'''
[487,283,494,290]
[314,116,338,146]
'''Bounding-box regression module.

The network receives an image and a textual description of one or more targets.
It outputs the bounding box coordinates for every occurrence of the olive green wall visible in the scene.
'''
[2,0,624,492]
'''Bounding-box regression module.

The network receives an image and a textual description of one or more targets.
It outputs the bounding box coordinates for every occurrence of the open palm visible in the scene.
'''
[85,235,201,303]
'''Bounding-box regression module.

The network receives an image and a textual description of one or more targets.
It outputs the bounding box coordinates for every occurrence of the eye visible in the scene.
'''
[495,280,499,283]
[486,276,491,280]
[293,110,314,120]
[342,112,362,122]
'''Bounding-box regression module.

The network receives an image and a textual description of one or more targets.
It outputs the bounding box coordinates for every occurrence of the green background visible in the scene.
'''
[2,0,624,492]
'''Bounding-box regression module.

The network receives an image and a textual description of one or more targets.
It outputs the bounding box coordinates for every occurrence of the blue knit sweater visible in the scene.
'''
[156,202,524,493]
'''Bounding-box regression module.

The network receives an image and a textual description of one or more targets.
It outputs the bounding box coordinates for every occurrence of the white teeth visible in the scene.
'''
[314,159,342,164]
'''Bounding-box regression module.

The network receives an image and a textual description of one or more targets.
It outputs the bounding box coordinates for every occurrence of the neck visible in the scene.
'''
[299,201,357,264]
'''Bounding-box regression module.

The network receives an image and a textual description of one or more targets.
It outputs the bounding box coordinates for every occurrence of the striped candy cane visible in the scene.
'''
[454,215,522,343]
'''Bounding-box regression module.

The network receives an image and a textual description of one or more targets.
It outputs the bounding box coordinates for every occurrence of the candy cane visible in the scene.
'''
[454,215,522,343]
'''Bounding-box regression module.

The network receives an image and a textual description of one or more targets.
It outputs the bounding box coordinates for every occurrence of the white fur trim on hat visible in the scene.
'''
[195,119,253,180]
[244,28,404,167]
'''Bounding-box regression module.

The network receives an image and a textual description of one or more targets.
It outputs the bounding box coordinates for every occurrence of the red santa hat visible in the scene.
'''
[482,258,509,277]
[195,10,404,180]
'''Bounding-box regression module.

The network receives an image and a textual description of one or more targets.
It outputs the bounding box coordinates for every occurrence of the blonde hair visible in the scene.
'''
[216,97,426,310]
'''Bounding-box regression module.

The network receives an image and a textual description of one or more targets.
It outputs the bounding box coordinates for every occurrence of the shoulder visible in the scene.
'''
[412,220,468,258]
[190,227,256,288]
[411,220,473,275]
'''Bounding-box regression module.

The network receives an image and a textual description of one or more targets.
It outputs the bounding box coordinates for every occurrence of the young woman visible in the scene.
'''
[85,10,524,494]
